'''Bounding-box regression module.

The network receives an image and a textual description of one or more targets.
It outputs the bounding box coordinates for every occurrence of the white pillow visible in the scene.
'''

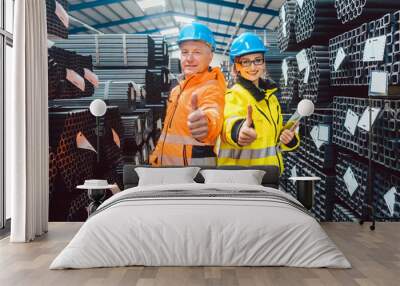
[200,169,266,185]
[135,167,201,186]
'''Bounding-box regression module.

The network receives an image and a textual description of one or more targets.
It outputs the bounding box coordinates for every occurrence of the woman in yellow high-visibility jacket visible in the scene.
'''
[218,33,300,173]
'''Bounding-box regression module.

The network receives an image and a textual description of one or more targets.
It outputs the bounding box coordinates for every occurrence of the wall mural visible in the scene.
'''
[46,0,399,224]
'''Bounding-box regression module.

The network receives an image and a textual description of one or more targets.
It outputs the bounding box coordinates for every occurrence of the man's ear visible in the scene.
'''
[209,51,214,64]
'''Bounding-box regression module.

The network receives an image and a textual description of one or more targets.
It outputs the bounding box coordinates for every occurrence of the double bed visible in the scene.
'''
[50,165,350,269]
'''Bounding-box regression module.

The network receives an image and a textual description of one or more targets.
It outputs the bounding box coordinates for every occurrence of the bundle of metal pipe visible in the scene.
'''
[169,58,181,74]
[48,46,94,99]
[146,69,167,104]
[293,156,335,221]
[335,152,369,219]
[48,109,97,221]
[120,115,144,161]
[329,22,368,86]
[334,0,400,25]
[373,172,400,220]
[145,103,166,143]
[365,12,394,84]
[280,151,300,198]
[295,0,344,45]
[332,96,400,172]
[93,68,146,84]
[53,34,156,68]
[66,192,91,222]
[50,80,146,114]
[264,31,296,84]
[332,204,360,222]
[49,109,97,191]
[100,107,125,170]
[102,156,124,191]
[150,35,169,68]
[298,112,336,171]
[330,11,400,86]
[129,108,154,145]
[297,46,331,104]
[49,147,58,199]
[46,0,69,39]
[279,57,299,113]
[278,0,298,52]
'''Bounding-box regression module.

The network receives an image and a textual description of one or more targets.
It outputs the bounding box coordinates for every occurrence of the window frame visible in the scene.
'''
[0,0,13,232]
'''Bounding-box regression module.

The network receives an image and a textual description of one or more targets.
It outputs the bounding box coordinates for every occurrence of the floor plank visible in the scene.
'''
[0,222,399,286]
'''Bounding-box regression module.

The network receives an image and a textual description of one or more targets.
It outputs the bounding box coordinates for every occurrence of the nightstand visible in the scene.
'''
[77,180,115,216]
[289,176,321,210]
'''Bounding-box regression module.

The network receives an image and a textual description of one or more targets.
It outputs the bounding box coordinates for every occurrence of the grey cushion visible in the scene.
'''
[123,165,280,190]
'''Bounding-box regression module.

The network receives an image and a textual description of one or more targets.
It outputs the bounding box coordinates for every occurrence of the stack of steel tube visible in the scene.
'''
[298,112,336,170]
[49,147,58,200]
[295,0,343,45]
[373,172,400,220]
[279,151,301,198]
[330,11,400,86]
[169,58,181,74]
[335,152,369,219]
[334,0,400,25]
[297,46,330,104]
[264,31,297,84]
[48,46,95,99]
[278,0,298,52]
[48,109,96,221]
[150,35,169,68]
[46,0,69,39]
[100,107,125,170]
[297,157,335,221]
[365,12,394,84]
[332,204,360,222]
[51,109,97,193]
[66,192,91,222]
[332,96,400,172]
[279,57,299,113]
[329,23,368,86]
[54,34,156,68]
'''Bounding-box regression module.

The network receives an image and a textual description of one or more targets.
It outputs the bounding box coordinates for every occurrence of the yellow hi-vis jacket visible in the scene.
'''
[217,77,300,173]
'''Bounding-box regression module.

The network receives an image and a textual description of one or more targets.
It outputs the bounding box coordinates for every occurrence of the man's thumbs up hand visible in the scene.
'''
[190,91,198,111]
[188,93,208,141]
[238,105,257,146]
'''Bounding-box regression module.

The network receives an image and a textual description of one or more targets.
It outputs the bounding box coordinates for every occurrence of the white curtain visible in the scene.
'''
[7,0,49,242]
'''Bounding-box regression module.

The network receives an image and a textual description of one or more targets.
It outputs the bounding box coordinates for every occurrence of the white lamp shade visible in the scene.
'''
[89,99,107,117]
[297,99,314,117]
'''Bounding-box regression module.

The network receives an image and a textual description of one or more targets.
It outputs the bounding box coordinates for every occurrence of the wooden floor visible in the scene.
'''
[0,222,399,286]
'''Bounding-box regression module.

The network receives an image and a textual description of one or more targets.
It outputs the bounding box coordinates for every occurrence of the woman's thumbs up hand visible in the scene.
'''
[238,105,257,146]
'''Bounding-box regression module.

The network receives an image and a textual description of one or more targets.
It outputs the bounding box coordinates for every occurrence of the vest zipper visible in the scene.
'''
[183,145,188,166]
[259,99,282,172]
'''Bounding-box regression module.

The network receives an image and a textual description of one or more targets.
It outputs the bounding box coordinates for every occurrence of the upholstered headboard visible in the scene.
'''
[123,165,280,189]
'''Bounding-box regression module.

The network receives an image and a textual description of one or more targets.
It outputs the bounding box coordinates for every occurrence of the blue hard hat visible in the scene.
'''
[177,22,216,50]
[229,32,268,63]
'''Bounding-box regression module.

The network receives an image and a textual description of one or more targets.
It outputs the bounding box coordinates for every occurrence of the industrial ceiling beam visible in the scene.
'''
[70,11,267,34]
[69,0,279,17]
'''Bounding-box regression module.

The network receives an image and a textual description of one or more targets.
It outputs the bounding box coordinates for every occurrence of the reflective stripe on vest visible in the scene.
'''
[160,155,216,166]
[218,146,278,160]
[160,154,184,165]
[161,133,213,146]
[190,157,217,166]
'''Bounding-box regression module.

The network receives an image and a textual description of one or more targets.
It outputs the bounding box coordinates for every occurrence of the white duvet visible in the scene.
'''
[50,183,351,269]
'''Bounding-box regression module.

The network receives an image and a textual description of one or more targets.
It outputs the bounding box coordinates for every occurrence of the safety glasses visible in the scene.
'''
[238,57,265,67]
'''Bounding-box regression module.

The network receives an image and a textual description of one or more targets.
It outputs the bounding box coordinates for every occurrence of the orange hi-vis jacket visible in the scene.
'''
[150,67,226,166]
